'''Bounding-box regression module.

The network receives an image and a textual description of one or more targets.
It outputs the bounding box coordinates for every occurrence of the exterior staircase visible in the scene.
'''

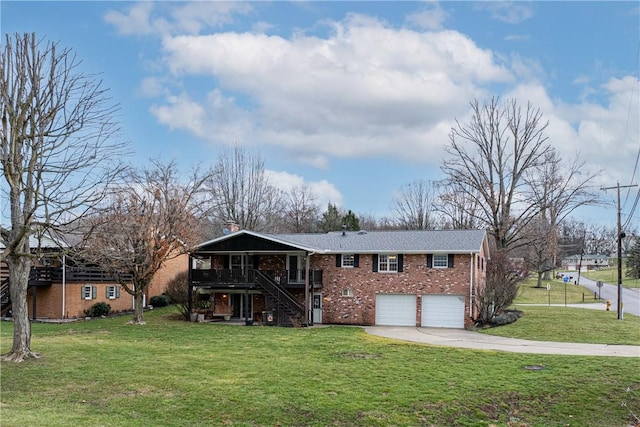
[254,270,306,326]
[1,277,10,317]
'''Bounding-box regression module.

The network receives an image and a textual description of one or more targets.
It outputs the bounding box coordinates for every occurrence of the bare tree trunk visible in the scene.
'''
[2,244,39,362]
[129,291,146,325]
[536,271,543,288]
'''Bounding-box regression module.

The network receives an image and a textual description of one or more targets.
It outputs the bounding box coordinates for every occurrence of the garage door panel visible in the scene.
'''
[422,295,465,328]
[375,294,416,326]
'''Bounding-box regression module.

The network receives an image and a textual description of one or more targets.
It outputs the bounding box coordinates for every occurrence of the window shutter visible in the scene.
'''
[92,286,97,299]
[116,287,121,298]
[224,256,230,269]
[448,254,455,268]
[372,254,378,272]
[81,286,85,299]
[354,254,359,268]
[336,254,341,267]
[106,287,110,298]
[426,254,433,268]
[398,254,404,272]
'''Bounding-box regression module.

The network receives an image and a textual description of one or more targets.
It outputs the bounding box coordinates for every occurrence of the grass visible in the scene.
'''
[1,308,640,427]
[479,305,640,345]
[515,276,598,304]
[581,266,640,288]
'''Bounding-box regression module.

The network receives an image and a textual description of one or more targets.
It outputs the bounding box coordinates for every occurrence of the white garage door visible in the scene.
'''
[375,294,417,326]
[421,295,465,328]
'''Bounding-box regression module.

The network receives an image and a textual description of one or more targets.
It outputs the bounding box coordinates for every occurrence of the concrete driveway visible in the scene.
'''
[364,326,640,357]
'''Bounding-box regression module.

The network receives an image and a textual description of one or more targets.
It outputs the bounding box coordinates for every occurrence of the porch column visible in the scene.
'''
[305,253,310,326]
[187,255,193,321]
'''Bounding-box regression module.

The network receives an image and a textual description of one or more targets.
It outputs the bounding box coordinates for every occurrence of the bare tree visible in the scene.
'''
[474,248,526,324]
[436,181,482,230]
[79,160,211,324]
[0,33,128,362]
[206,145,283,232]
[441,97,553,250]
[526,150,601,278]
[392,179,440,230]
[520,214,557,287]
[282,184,320,233]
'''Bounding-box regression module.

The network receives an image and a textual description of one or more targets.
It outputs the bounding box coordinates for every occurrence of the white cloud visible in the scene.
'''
[151,14,512,167]
[265,170,343,208]
[104,1,253,36]
[104,2,164,36]
[120,5,637,198]
[505,77,640,188]
[475,2,535,24]
[406,2,449,30]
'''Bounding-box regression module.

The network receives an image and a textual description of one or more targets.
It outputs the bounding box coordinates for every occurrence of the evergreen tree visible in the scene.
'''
[320,203,343,232]
[625,239,640,278]
[341,210,360,231]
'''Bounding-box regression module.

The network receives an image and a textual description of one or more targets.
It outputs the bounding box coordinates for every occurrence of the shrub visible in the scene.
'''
[489,309,523,326]
[85,302,111,317]
[150,295,170,307]
[164,271,188,304]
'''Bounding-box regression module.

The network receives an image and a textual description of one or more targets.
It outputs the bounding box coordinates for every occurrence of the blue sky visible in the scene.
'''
[2,1,639,227]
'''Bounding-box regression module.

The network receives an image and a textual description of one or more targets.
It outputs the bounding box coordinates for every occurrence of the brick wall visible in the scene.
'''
[310,252,485,327]
[28,282,133,319]
[25,254,189,320]
[148,254,188,298]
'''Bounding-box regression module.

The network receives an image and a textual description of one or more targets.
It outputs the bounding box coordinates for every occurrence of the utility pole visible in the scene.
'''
[601,182,637,320]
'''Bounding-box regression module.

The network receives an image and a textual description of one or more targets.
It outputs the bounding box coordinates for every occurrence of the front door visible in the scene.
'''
[313,293,322,324]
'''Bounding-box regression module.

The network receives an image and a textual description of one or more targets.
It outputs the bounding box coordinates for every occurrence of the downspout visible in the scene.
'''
[61,254,66,319]
[469,252,474,318]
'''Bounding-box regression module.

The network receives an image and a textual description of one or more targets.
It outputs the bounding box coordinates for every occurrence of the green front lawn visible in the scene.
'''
[481,305,640,345]
[581,266,640,288]
[515,276,597,304]
[1,308,639,427]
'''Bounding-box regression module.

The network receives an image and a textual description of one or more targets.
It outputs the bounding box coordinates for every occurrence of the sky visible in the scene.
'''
[2,1,639,228]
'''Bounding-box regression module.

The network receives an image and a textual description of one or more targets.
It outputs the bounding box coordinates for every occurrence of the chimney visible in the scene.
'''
[225,220,240,233]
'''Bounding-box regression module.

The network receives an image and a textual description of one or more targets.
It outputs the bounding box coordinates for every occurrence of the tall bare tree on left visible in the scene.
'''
[0,33,128,362]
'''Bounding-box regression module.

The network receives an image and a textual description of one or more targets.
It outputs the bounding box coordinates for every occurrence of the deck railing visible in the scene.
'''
[190,269,322,287]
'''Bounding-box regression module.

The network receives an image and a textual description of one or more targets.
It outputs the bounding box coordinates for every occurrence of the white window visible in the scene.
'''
[433,254,448,268]
[378,254,398,273]
[342,254,355,268]
[106,285,120,299]
[82,285,94,300]
[341,288,354,297]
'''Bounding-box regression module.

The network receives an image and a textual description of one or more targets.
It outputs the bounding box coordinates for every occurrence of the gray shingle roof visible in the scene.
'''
[267,229,487,254]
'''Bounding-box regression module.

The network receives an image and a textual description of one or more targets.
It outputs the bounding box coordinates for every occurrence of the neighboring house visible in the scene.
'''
[561,254,610,271]
[1,235,187,320]
[188,229,489,328]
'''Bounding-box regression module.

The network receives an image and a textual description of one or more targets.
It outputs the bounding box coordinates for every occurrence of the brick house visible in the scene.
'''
[189,229,489,328]
[1,235,187,320]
